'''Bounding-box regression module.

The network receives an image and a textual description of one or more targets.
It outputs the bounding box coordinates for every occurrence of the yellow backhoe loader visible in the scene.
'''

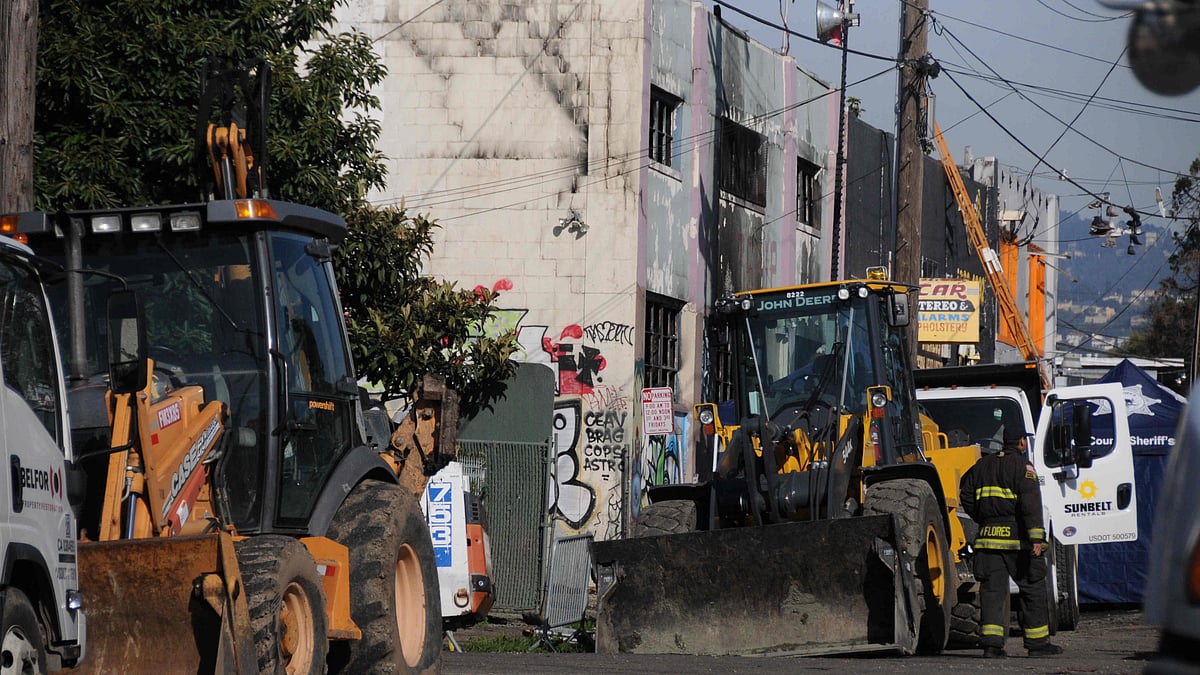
[12,60,452,673]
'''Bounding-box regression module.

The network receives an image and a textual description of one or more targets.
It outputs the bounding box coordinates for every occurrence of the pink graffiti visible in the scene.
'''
[493,278,514,292]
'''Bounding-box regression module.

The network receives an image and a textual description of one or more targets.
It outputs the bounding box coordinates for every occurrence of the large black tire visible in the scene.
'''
[327,481,442,674]
[947,584,982,648]
[631,500,697,537]
[865,478,953,654]
[1053,538,1080,631]
[0,587,45,675]
[235,535,329,675]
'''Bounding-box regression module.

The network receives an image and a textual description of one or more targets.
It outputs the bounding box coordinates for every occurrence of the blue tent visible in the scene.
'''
[1077,359,1186,605]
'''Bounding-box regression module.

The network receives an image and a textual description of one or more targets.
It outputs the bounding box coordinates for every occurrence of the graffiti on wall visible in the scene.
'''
[633,411,690,514]
[480,279,634,539]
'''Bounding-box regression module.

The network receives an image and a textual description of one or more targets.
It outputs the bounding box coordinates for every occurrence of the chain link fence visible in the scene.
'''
[457,439,555,616]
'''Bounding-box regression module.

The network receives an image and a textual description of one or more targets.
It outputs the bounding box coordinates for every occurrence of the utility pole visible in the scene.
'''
[0,0,38,212]
[891,0,930,364]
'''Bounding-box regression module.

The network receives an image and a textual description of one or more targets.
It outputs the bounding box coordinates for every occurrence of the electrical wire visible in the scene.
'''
[927,6,1133,69]
[933,22,1187,195]
[376,65,895,215]
[713,0,899,63]
[1035,0,1131,23]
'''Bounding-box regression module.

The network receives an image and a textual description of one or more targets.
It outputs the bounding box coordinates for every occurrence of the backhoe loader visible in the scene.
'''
[10,60,451,673]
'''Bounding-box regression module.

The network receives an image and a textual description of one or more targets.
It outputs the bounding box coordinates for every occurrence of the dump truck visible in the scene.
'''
[592,271,1128,657]
[915,361,1136,642]
[0,227,86,671]
[6,60,451,673]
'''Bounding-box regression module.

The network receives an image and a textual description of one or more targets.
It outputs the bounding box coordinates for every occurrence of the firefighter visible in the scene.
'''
[960,424,1063,658]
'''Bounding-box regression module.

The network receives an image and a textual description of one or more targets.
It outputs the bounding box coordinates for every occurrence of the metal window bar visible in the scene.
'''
[456,438,556,615]
[525,533,594,651]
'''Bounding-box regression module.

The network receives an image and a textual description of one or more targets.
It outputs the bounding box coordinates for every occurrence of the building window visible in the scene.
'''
[644,293,683,392]
[797,157,821,229]
[650,87,680,168]
[718,118,767,207]
[708,331,734,407]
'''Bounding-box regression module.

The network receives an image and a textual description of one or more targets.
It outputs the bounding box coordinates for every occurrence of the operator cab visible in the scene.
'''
[20,200,365,536]
[718,279,922,461]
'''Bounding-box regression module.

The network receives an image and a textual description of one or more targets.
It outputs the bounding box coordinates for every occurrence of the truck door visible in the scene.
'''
[1032,382,1137,545]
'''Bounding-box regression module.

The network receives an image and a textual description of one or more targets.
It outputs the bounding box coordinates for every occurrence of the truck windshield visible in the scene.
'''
[920,397,1026,454]
[740,289,876,418]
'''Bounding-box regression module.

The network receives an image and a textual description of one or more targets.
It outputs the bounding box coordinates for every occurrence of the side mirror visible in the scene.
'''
[107,290,147,395]
[1073,404,1094,469]
[888,293,911,327]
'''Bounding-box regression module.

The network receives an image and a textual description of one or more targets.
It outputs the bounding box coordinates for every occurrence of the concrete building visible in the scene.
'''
[333,0,836,539]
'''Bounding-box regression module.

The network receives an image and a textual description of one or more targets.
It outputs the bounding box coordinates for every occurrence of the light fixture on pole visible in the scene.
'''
[815,0,859,46]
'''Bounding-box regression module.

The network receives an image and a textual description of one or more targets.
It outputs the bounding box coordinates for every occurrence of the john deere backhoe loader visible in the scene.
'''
[10,60,450,673]
[593,271,978,657]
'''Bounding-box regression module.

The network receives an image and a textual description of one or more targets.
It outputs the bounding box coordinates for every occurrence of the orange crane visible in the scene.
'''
[932,121,1052,390]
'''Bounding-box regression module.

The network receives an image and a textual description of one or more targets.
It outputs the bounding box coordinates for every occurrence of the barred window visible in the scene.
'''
[644,293,683,392]
[797,157,821,229]
[718,118,767,207]
[708,331,734,406]
[650,87,680,167]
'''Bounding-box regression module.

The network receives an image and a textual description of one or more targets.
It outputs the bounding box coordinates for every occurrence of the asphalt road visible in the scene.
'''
[444,607,1159,674]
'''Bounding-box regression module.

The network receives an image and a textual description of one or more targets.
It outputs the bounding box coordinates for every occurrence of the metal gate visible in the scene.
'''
[457,439,555,615]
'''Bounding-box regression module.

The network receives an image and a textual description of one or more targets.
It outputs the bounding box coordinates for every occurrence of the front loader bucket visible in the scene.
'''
[592,515,918,657]
[68,533,256,674]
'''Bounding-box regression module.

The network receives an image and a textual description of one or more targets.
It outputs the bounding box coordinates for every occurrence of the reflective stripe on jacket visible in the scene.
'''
[959,450,1046,550]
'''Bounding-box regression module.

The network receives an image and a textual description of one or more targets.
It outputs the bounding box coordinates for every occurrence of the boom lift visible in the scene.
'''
[931,121,1051,389]
[15,60,450,673]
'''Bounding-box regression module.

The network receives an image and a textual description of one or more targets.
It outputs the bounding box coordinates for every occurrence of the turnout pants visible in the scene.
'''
[974,548,1052,649]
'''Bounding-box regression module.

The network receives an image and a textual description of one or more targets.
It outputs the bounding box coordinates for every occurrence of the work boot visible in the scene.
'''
[982,646,1008,658]
[1027,642,1063,657]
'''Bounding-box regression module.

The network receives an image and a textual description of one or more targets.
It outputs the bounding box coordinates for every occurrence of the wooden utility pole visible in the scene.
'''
[892,0,928,289]
[0,0,38,212]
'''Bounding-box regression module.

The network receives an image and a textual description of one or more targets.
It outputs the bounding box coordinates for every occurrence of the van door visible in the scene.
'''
[1033,382,1137,544]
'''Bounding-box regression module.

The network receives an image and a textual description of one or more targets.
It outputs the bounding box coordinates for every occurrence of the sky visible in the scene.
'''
[703,0,1200,244]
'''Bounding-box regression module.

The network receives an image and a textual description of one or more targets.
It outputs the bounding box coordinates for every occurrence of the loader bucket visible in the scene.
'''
[68,533,256,674]
[592,514,919,657]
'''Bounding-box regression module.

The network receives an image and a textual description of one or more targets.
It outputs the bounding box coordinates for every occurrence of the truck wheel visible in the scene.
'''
[1053,539,1080,630]
[327,481,442,674]
[631,500,697,536]
[948,585,981,648]
[0,587,44,675]
[236,535,329,675]
[865,479,953,654]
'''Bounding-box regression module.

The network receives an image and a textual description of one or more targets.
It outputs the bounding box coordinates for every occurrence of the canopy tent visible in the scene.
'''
[1077,359,1186,605]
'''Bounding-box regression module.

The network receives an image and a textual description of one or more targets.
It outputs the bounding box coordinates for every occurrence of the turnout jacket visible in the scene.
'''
[959,450,1047,550]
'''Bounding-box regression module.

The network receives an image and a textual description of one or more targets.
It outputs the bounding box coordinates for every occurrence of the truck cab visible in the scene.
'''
[0,232,85,670]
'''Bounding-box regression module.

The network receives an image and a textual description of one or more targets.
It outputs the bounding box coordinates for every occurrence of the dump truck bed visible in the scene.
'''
[592,515,918,657]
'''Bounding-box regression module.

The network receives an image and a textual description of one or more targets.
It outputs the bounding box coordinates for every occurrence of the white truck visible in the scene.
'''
[915,362,1137,637]
[0,231,86,670]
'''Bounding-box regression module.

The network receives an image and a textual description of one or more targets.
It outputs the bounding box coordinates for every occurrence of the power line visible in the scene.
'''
[713,0,899,63]
[928,6,1133,69]
[933,22,1187,189]
[375,61,896,212]
[1035,0,1131,23]
[416,67,897,220]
